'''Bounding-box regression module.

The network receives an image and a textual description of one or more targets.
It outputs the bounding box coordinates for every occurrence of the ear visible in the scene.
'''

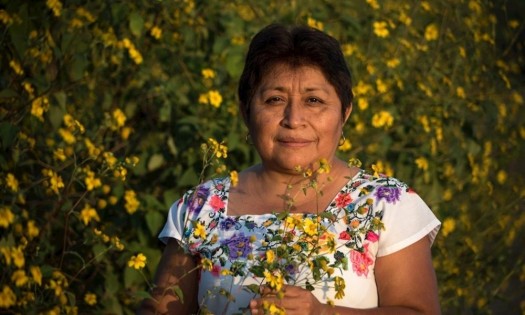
[343,102,352,124]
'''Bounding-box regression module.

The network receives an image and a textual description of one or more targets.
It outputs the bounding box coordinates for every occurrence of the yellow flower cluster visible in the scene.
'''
[201,68,216,79]
[79,204,100,225]
[121,38,143,65]
[373,21,389,38]
[41,169,65,194]
[199,90,223,108]
[128,253,147,270]
[371,110,394,129]
[307,17,324,31]
[31,96,49,121]
[0,9,14,25]
[0,207,15,228]
[150,26,162,40]
[124,190,140,214]
[46,0,63,17]
[207,138,228,159]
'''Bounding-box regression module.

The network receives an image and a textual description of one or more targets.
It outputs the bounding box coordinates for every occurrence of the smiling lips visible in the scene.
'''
[277,136,313,147]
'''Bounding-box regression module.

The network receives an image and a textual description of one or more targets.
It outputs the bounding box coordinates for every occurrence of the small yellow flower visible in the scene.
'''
[263,270,283,291]
[194,222,206,239]
[338,139,352,152]
[128,253,147,270]
[58,128,76,144]
[424,24,439,41]
[31,96,49,121]
[266,249,275,263]
[456,87,466,99]
[371,111,394,129]
[79,204,100,225]
[386,58,400,68]
[124,190,140,214]
[366,0,380,10]
[334,276,346,299]
[318,158,331,174]
[112,108,127,129]
[30,266,42,286]
[84,292,97,306]
[307,17,324,30]
[415,157,429,171]
[496,170,507,184]
[0,207,15,228]
[201,258,213,271]
[46,0,63,17]
[12,247,25,268]
[441,218,456,237]
[9,59,24,75]
[208,90,223,108]
[5,173,19,192]
[11,270,29,287]
[201,68,216,79]
[84,170,102,191]
[303,218,318,236]
[26,220,40,239]
[373,21,389,38]
[0,286,16,308]
[150,26,162,39]
[230,170,239,187]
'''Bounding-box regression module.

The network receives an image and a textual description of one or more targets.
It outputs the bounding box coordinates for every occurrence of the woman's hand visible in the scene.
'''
[250,285,325,315]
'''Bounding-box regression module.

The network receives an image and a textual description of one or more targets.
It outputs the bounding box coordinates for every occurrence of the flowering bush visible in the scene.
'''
[0,0,524,314]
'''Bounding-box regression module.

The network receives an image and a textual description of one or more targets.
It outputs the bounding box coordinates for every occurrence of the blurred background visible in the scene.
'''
[1,0,524,314]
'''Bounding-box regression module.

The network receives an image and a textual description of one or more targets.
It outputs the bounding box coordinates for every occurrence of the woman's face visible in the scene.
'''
[249,64,351,174]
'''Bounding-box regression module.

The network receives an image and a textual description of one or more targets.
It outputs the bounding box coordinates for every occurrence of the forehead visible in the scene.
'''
[258,63,331,90]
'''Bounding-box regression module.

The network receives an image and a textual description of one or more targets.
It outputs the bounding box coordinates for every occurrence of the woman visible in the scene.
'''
[138,24,441,315]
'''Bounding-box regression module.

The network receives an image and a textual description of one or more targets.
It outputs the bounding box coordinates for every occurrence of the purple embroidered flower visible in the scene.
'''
[220,217,237,230]
[221,233,252,259]
[188,186,210,216]
[374,186,401,204]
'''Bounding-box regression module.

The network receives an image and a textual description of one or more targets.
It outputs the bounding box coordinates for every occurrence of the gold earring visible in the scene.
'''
[338,132,346,146]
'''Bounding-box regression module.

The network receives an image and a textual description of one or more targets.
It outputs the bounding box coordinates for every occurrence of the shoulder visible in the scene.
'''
[350,170,412,193]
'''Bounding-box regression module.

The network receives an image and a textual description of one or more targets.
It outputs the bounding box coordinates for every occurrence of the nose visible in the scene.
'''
[281,98,305,128]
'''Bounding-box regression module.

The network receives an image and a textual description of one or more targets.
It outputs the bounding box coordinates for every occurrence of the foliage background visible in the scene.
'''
[1,0,524,314]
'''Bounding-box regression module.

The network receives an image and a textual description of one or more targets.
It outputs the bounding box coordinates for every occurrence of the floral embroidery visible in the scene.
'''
[221,233,253,259]
[350,243,373,277]
[177,171,415,296]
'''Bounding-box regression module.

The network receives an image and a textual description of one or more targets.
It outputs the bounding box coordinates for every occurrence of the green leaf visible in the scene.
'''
[0,122,19,150]
[145,210,164,236]
[69,54,88,81]
[129,12,144,37]
[134,290,153,300]
[124,264,144,288]
[48,103,65,130]
[105,270,120,294]
[92,244,108,263]
[0,88,18,98]
[147,153,165,171]
[244,284,260,294]
[172,286,184,304]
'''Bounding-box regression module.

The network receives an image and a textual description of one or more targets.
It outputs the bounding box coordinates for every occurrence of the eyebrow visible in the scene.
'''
[259,86,329,93]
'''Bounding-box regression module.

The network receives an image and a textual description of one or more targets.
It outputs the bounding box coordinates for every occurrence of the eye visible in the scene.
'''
[306,97,323,104]
[265,96,285,105]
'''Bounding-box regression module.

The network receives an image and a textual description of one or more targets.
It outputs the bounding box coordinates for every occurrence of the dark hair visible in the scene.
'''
[238,23,354,123]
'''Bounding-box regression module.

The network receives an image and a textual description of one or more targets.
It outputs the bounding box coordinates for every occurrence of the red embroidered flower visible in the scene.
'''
[335,192,353,208]
[365,230,379,242]
[350,243,374,277]
[209,195,225,211]
[339,230,351,240]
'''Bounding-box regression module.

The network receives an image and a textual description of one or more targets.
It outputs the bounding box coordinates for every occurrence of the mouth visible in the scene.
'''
[277,136,313,147]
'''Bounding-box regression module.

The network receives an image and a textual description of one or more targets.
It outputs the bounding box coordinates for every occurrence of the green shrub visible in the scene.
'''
[1,0,523,314]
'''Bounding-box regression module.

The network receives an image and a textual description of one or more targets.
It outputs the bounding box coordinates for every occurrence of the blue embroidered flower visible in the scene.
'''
[374,186,401,204]
[221,217,237,230]
[221,233,252,259]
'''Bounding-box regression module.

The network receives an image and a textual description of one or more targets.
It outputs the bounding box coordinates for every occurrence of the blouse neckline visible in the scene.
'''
[221,169,365,218]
